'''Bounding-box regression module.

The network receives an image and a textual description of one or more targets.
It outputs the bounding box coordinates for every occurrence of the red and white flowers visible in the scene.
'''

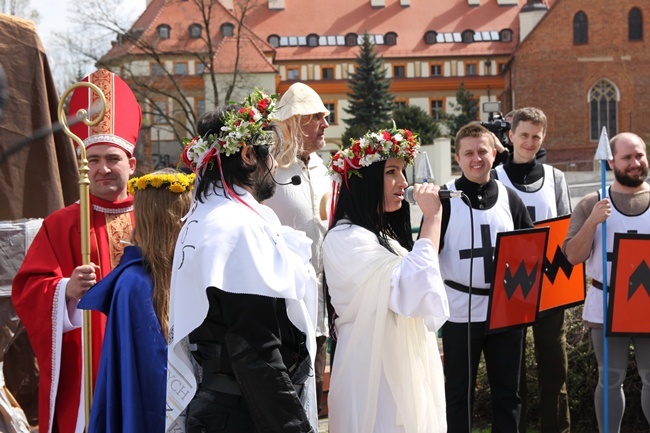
[330,127,420,180]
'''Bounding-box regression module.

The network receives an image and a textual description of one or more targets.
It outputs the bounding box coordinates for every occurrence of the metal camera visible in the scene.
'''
[480,101,511,147]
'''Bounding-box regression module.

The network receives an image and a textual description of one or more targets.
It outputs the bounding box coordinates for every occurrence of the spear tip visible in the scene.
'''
[595,126,613,161]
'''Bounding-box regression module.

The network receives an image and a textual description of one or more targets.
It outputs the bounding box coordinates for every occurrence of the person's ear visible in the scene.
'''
[240,145,257,167]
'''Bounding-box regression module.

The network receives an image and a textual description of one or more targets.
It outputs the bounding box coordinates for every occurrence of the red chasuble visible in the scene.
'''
[12,194,134,433]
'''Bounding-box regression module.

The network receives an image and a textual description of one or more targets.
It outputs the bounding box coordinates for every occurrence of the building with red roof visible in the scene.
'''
[100,0,555,170]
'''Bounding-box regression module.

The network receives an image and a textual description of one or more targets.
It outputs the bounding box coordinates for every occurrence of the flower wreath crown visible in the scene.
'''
[329,126,420,180]
[180,88,278,172]
[128,172,196,195]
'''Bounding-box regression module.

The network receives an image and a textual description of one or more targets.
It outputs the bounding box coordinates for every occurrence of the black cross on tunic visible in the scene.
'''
[459,224,494,284]
[606,229,638,262]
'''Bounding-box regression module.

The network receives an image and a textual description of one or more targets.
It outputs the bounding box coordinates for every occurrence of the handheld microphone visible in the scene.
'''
[404,185,462,204]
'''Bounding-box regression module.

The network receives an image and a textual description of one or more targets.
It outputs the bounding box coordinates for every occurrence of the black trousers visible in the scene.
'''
[442,320,524,433]
[186,388,255,433]
[519,309,570,433]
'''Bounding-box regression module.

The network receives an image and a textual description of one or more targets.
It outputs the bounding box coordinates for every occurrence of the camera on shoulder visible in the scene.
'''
[480,101,511,149]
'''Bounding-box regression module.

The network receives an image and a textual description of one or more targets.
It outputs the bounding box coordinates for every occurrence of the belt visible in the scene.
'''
[200,373,305,398]
[444,279,491,296]
[592,279,604,290]
[201,373,242,396]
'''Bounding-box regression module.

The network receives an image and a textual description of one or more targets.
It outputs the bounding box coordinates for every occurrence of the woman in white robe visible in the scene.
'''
[323,128,450,433]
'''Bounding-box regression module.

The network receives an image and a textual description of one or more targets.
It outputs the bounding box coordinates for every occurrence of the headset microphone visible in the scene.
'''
[404,185,462,204]
[276,175,302,186]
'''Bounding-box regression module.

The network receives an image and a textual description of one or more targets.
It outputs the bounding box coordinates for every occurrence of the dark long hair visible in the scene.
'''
[326,160,413,346]
[193,106,279,203]
[330,160,413,253]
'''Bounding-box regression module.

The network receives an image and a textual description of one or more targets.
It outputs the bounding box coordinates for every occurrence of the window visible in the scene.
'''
[196,99,206,118]
[498,62,507,74]
[393,65,406,78]
[322,67,334,80]
[465,62,478,76]
[196,62,206,75]
[462,30,474,43]
[345,33,358,46]
[151,63,165,76]
[589,79,618,140]
[573,11,588,45]
[152,100,167,124]
[157,24,171,40]
[424,31,437,45]
[500,29,513,42]
[629,7,643,41]
[430,63,442,77]
[324,102,336,125]
[174,62,188,75]
[221,23,235,37]
[307,33,319,47]
[268,34,280,47]
[384,32,397,46]
[430,99,444,121]
[189,24,202,39]
[287,67,300,80]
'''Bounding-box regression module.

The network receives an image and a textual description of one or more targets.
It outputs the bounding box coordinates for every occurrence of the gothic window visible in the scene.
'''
[589,79,618,140]
[573,11,588,45]
[629,7,643,41]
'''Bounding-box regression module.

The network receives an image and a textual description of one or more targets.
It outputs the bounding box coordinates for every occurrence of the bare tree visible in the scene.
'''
[0,0,40,22]
[53,0,265,146]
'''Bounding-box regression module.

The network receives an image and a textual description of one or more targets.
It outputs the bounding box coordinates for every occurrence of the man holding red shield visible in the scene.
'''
[563,132,650,433]
[493,107,572,433]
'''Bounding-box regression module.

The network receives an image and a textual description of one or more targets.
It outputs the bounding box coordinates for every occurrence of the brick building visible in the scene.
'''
[505,0,650,170]
[99,0,560,170]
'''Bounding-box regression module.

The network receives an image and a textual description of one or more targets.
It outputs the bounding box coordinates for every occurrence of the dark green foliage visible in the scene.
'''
[385,105,441,145]
[342,32,393,147]
[444,82,480,147]
[472,306,649,432]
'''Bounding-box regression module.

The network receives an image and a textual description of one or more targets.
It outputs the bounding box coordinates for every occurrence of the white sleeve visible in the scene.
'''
[60,278,82,332]
[388,238,449,332]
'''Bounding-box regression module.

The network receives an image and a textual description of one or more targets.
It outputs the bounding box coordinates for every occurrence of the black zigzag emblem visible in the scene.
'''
[543,245,574,283]
[503,260,539,300]
[628,260,650,301]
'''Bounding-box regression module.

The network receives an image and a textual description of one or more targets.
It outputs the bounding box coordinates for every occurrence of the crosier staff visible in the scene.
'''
[57,81,106,429]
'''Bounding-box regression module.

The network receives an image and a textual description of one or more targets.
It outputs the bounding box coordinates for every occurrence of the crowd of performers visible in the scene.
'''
[10,69,650,433]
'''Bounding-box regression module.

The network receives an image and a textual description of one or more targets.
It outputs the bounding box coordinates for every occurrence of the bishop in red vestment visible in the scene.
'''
[12,69,141,433]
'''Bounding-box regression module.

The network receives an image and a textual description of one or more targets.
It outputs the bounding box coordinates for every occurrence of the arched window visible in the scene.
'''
[573,11,588,45]
[589,79,619,140]
[462,30,474,43]
[500,29,513,42]
[384,32,397,46]
[157,24,171,40]
[629,7,643,41]
[307,33,319,47]
[424,31,437,45]
[268,35,280,47]
[221,23,235,37]
[345,33,358,46]
[189,24,202,39]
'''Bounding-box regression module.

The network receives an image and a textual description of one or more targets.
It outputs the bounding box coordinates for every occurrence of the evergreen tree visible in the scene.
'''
[342,33,393,146]
[386,105,441,145]
[444,82,479,145]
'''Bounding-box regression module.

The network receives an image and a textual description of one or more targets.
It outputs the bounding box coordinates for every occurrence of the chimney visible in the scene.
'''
[371,0,386,7]
[519,0,548,42]
[268,0,285,10]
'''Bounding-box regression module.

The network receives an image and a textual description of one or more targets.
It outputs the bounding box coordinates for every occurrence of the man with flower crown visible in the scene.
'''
[12,69,141,433]
[166,89,319,433]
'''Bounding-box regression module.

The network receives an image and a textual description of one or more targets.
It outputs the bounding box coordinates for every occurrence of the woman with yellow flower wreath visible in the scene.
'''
[78,169,194,433]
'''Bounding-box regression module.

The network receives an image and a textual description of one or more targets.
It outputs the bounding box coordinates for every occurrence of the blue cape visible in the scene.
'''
[79,245,166,432]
